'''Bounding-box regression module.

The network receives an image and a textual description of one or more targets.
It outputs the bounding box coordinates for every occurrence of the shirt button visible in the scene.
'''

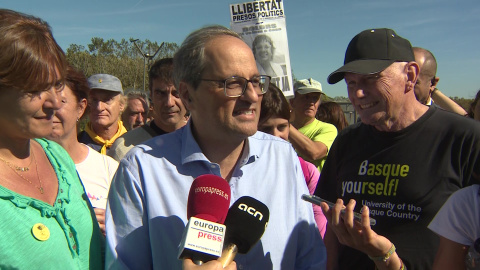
[57,199,61,203]
[210,165,216,168]
[238,264,243,269]
[69,232,73,238]
[60,189,63,193]
[73,244,77,250]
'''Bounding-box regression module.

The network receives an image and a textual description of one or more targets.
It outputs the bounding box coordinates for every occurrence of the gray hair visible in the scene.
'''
[124,90,149,108]
[173,25,241,90]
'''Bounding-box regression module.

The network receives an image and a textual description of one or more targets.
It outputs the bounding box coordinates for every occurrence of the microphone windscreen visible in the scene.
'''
[187,174,231,223]
[224,196,269,253]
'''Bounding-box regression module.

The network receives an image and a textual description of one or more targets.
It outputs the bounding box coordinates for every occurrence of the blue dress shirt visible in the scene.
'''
[105,121,326,269]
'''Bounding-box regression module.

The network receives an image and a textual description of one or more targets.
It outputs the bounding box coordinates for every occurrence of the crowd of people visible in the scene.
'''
[2,7,480,270]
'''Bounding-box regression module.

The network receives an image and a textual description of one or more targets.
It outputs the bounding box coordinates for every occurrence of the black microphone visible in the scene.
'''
[218,196,270,267]
[177,174,231,264]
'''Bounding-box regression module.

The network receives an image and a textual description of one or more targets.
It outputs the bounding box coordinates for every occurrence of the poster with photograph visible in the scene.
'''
[230,0,294,97]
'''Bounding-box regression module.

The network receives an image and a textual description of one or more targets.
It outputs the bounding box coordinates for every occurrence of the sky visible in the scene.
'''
[4,0,480,99]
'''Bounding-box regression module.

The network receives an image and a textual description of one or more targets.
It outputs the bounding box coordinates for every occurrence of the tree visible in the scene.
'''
[452,97,473,112]
[65,37,179,92]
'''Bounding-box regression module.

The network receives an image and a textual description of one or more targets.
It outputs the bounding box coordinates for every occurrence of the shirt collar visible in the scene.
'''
[180,121,259,166]
[426,97,433,106]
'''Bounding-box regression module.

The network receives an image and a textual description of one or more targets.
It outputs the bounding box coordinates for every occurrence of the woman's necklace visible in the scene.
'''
[32,150,43,194]
[0,148,44,194]
[0,149,33,172]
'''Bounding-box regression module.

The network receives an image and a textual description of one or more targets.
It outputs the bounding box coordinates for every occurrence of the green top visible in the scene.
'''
[0,138,104,269]
[297,119,338,172]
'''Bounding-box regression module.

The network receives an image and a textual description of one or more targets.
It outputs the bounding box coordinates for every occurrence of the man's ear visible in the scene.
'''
[117,94,126,112]
[405,61,419,93]
[179,81,194,111]
[431,77,440,88]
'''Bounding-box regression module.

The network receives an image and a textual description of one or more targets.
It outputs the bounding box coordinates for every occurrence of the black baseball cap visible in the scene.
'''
[327,28,415,84]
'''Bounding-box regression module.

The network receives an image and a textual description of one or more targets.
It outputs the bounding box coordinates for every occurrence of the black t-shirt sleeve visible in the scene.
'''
[314,134,340,203]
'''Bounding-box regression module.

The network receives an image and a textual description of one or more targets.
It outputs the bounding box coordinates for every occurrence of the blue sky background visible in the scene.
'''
[4,0,479,98]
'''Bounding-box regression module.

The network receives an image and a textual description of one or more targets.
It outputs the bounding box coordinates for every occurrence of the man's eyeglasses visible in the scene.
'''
[199,75,271,97]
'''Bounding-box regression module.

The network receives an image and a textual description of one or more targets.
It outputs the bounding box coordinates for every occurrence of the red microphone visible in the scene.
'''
[187,174,231,223]
[178,174,231,264]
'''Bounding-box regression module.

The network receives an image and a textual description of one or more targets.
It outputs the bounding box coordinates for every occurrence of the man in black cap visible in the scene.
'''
[315,28,480,269]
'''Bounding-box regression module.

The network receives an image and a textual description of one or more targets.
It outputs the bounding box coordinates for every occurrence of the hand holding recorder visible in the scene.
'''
[301,195,376,226]
[316,198,404,270]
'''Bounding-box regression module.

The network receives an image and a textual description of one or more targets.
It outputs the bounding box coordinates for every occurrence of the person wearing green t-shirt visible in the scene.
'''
[289,78,337,172]
[0,9,103,269]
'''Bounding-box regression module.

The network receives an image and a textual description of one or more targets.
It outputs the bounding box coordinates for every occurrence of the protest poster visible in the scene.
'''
[230,0,294,97]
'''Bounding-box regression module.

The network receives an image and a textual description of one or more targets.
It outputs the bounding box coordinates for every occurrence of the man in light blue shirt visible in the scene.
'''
[105,25,326,270]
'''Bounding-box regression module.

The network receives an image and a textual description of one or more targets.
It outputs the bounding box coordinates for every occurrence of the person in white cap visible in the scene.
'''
[78,73,127,154]
[289,78,337,172]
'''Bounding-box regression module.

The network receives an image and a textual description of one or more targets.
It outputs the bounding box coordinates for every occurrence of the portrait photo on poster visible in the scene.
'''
[252,33,287,79]
[230,0,294,96]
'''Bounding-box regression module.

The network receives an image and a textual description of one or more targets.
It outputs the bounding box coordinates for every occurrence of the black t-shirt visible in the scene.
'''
[148,121,167,137]
[315,107,480,269]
